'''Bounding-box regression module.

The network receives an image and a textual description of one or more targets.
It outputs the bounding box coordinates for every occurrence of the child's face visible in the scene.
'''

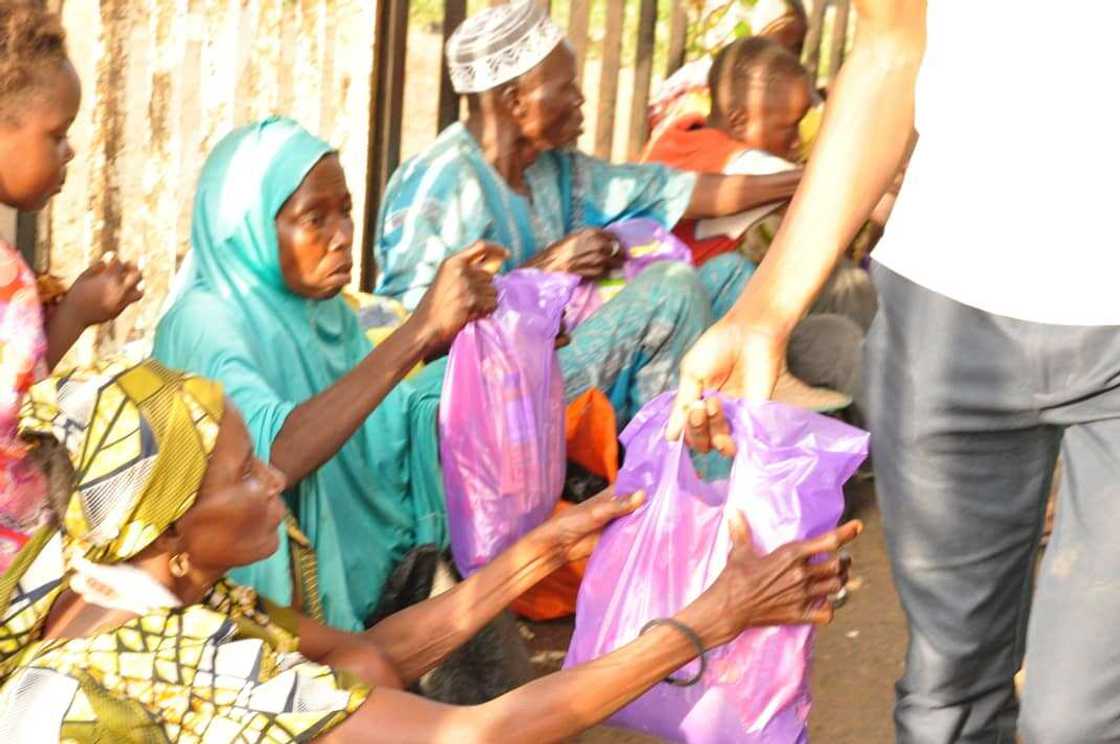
[730,76,812,161]
[0,61,80,212]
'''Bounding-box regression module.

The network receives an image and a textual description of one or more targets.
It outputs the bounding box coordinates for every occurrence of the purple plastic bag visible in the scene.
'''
[564,393,869,743]
[440,269,578,576]
[607,217,692,281]
[564,218,693,329]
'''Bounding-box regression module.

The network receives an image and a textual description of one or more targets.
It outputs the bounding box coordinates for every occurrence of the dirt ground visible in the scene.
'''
[524,480,907,743]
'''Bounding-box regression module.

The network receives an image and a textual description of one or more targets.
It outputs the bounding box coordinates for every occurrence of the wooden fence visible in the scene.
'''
[22,0,377,362]
[20,0,853,339]
[362,0,852,290]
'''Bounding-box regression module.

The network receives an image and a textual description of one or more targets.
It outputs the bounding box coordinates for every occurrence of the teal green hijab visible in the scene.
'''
[154,117,447,631]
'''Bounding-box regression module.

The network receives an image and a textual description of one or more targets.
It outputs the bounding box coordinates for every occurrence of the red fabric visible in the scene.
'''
[512,390,619,621]
[642,115,750,266]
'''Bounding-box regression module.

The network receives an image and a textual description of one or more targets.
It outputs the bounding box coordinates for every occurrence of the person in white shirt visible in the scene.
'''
[669,1,1120,741]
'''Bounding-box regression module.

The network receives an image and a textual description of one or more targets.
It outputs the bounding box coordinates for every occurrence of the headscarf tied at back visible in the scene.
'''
[18,360,224,565]
[0,360,223,620]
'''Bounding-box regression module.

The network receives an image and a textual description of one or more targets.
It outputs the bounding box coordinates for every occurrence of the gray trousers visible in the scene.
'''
[863,263,1120,744]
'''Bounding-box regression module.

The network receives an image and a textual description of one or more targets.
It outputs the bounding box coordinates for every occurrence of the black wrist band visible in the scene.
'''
[640,618,707,687]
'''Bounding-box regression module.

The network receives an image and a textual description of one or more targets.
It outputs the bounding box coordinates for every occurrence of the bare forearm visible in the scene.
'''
[683,171,802,219]
[44,301,88,370]
[271,316,434,483]
[726,4,926,335]
[324,604,720,744]
[366,533,564,683]
[466,603,721,741]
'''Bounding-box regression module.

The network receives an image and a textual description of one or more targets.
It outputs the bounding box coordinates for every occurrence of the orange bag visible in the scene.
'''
[511,389,618,621]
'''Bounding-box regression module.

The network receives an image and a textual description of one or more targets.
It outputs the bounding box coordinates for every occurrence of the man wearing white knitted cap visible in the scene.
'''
[375,0,850,427]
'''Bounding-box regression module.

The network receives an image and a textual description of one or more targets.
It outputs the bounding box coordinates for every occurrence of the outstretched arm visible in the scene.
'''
[670,0,927,447]
[682,170,803,219]
[361,491,641,684]
[319,517,862,744]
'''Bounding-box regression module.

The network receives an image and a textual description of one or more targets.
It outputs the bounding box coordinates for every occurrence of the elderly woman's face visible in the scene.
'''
[174,404,287,573]
[513,44,585,150]
[275,154,355,300]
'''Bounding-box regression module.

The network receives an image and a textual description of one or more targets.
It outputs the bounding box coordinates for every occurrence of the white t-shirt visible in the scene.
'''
[873,3,1120,326]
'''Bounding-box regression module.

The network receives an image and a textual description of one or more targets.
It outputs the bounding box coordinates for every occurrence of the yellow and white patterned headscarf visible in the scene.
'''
[18,359,224,565]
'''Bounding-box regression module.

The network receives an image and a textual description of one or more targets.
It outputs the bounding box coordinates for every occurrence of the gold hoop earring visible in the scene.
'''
[169,553,191,579]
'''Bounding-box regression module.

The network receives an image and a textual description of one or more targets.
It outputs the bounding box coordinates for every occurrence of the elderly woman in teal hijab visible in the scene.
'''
[154,117,502,631]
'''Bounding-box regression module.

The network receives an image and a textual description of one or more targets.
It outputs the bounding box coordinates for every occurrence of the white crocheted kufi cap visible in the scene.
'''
[446,0,566,94]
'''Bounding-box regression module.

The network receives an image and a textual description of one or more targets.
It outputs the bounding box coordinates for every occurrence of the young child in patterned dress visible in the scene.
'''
[0,3,142,568]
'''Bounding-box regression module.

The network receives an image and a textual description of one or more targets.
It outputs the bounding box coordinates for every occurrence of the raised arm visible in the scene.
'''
[670,0,927,446]
[270,242,505,483]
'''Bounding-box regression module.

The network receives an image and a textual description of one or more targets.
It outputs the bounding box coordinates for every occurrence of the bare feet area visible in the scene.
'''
[524,480,905,743]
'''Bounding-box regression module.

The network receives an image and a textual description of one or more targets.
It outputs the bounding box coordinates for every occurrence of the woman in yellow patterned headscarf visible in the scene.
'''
[0,360,370,742]
[0,359,858,742]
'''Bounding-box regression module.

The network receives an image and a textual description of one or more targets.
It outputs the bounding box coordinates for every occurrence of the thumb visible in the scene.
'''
[667,364,704,442]
[461,241,509,275]
[726,508,754,551]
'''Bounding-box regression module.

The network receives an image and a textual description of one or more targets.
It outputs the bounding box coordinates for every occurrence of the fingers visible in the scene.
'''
[839,550,852,582]
[804,556,844,581]
[587,485,616,503]
[611,490,645,516]
[579,489,643,531]
[801,604,835,626]
[794,520,863,559]
[667,370,704,443]
[606,237,625,270]
[570,231,622,278]
[705,396,736,457]
[679,397,735,456]
[121,262,142,292]
[459,241,509,274]
[807,576,845,599]
[726,508,752,550]
[685,401,713,453]
[464,268,498,318]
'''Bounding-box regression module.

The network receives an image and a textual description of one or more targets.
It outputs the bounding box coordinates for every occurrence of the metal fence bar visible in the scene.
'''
[828,0,851,79]
[361,0,410,291]
[627,0,658,160]
[437,0,468,132]
[568,0,592,86]
[804,0,828,83]
[665,0,687,78]
[15,213,37,268]
[594,0,626,159]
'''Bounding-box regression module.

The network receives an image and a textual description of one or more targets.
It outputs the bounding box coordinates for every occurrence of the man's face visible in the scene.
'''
[512,43,585,150]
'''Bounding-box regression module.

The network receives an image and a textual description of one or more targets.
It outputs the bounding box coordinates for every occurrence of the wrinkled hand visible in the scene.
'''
[412,241,508,356]
[667,318,789,456]
[526,228,624,278]
[63,252,144,326]
[702,514,862,645]
[537,488,645,563]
